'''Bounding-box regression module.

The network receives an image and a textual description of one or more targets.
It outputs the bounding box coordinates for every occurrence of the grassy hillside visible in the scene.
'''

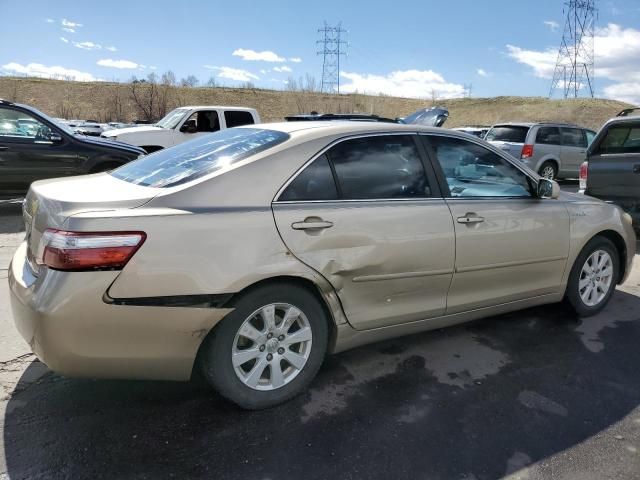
[0,76,631,131]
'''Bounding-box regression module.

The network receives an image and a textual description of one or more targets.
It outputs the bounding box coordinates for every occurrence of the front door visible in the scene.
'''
[273,134,455,330]
[423,134,570,314]
[174,110,220,145]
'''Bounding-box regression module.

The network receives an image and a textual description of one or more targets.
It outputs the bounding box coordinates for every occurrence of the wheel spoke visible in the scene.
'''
[579,277,591,290]
[601,266,613,277]
[270,361,285,389]
[588,286,597,305]
[283,350,307,370]
[597,253,607,269]
[283,326,312,346]
[244,357,269,388]
[279,306,301,334]
[261,305,276,331]
[232,348,261,367]
[238,322,264,342]
[582,285,593,302]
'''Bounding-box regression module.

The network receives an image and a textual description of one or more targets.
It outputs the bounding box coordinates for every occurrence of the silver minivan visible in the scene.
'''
[485,122,596,180]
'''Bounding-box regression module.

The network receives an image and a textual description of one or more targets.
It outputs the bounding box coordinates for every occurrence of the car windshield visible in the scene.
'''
[111,127,290,188]
[155,108,190,129]
[485,126,529,143]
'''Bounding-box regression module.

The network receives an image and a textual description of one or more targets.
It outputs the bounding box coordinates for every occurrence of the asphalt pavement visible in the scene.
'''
[2,183,640,480]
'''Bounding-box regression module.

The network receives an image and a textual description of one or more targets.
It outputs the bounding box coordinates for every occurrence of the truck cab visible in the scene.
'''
[100,106,260,153]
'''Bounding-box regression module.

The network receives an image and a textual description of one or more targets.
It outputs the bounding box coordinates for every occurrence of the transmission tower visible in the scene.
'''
[317,22,347,93]
[549,0,597,98]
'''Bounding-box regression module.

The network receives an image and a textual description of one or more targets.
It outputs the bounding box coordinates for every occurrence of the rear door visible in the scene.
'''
[273,133,455,330]
[485,125,530,160]
[586,122,640,215]
[560,127,588,177]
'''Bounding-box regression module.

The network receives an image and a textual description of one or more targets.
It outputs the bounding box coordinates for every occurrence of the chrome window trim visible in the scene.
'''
[272,131,427,204]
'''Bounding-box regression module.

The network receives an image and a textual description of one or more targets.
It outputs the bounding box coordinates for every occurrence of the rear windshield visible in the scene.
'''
[485,126,529,143]
[111,128,289,188]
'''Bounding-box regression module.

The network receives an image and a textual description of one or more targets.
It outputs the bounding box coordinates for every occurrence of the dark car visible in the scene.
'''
[580,107,640,225]
[0,99,145,198]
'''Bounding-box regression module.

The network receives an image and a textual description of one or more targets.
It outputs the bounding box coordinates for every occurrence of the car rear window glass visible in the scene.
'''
[327,135,430,199]
[594,126,640,154]
[535,126,561,145]
[561,128,587,148]
[224,110,255,128]
[484,126,529,143]
[279,154,338,201]
[111,128,289,188]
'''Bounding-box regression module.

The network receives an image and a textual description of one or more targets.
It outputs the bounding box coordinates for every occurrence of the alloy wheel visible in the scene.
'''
[232,303,313,391]
[578,249,614,307]
[540,165,555,180]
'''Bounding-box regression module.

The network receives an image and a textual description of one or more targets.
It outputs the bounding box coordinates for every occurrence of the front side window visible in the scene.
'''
[428,135,532,198]
[225,110,255,128]
[561,128,587,148]
[328,135,430,199]
[535,126,561,145]
[593,125,640,154]
[0,107,54,143]
[111,128,289,188]
[182,111,220,133]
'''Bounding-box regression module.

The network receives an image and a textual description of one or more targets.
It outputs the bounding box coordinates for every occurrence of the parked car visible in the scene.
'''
[0,99,145,198]
[100,106,260,153]
[579,108,640,225]
[452,126,489,138]
[10,121,635,409]
[485,122,596,180]
[73,121,107,137]
[285,107,450,127]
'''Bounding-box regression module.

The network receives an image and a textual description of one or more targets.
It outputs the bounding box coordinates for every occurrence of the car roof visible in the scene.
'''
[175,105,257,111]
[238,120,445,137]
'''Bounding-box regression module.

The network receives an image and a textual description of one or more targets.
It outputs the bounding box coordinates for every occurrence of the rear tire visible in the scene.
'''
[201,283,328,410]
[538,161,558,180]
[565,236,619,317]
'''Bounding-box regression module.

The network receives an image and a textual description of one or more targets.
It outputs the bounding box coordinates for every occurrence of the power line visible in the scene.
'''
[549,0,597,98]
[317,22,347,93]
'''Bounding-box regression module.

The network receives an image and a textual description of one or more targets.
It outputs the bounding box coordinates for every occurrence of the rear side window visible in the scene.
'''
[593,125,640,154]
[224,110,255,128]
[485,126,529,143]
[535,126,561,145]
[111,128,288,188]
[561,128,587,148]
[279,155,338,201]
[328,135,430,199]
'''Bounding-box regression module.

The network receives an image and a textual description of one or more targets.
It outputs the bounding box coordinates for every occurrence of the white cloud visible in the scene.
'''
[544,20,560,31]
[62,27,75,33]
[340,69,465,98]
[507,23,640,103]
[289,57,302,63]
[273,65,292,73]
[477,68,490,77]
[60,37,69,43]
[1,62,97,82]
[232,48,285,62]
[105,46,117,52]
[73,41,101,50]
[61,18,83,28]
[45,18,54,23]
[204,65,259,82]
[97,58,139,69]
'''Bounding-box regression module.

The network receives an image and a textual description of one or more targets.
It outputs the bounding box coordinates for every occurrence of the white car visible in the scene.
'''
[100,106,260,153]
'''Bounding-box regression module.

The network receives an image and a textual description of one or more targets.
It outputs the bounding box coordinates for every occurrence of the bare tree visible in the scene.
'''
[240,81,256,89]
[161,70,177,86]
[205,76,217,88]
[129,73,161,121]
[180,75,199,88]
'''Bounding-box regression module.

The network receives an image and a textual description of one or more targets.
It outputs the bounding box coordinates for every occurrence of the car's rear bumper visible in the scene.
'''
[9,241,232,381]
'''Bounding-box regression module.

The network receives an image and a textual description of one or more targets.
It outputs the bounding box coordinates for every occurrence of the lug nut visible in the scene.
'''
[278,335,285,341]
[259,345,265,352]
[278,347,285,355]
[267,333,273,339]
[267,354,273,361]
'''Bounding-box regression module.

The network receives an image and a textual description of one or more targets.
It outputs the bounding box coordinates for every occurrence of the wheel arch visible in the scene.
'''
[592,229,628,284]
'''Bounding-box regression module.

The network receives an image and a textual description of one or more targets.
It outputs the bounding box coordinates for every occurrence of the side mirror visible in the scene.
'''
[49,132,63,142]
[537,178,560,199]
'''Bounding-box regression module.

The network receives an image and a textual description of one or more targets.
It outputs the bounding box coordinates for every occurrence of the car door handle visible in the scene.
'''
[292,219,334,230]
[633,164,640,174]
[457,213,485,224]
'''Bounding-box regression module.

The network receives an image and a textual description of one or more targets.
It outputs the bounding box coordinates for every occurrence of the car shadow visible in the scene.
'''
[0,203,24,234]
[4,290,640,479]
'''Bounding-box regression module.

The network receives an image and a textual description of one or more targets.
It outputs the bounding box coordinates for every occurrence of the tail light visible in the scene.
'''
[40,229,146,271]
[579,161,588,191]
[521,144,534,159]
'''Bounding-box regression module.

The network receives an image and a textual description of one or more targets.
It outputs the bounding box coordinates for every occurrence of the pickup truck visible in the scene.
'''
[100,106,260,153]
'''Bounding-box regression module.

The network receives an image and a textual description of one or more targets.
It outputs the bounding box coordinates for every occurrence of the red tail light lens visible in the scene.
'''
[521,144,534,159]
[579,161,588,191]
[40,229,146,271]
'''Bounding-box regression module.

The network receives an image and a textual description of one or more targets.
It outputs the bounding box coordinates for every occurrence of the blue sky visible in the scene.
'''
[1,0,640,102]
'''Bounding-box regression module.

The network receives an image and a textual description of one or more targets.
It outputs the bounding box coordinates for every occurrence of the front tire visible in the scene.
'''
[201,283,328,410]
[539,161,558,180]
[565,236,619,317]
